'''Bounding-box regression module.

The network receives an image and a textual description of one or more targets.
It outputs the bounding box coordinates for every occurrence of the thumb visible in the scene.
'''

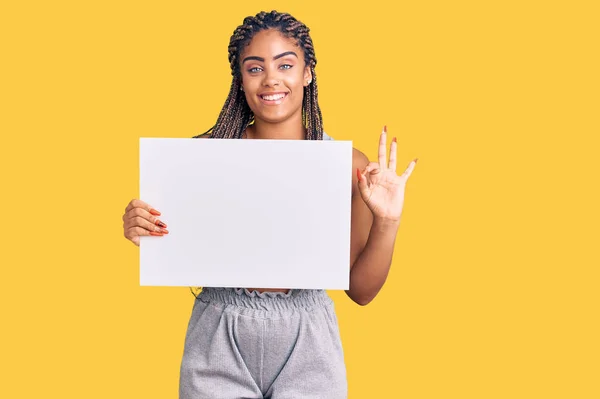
[356,168,370,201]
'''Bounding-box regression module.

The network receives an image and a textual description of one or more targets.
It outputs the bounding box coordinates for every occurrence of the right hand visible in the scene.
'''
[122,199,169,247]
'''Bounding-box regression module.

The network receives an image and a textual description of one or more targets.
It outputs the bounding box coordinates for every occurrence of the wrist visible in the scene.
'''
[372,216,401,231]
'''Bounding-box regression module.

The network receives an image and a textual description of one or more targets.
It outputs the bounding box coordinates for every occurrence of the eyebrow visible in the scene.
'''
[242,51,298,64]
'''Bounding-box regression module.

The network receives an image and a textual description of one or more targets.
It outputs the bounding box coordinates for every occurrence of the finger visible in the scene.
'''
[389,137,397,171]
[125,198,146,213]
[124,226,155,241]
[125,199,161,216]
[124,215,169,235]
[400,158,418,180]
[124,225,167,244]
[125,226,162,247]
[123,207,167,228]
[365,162,381,175]
[378,126,387,170]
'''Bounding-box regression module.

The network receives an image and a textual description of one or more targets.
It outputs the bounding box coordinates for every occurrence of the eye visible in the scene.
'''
[280,64,293,70]
[248,66,263,73]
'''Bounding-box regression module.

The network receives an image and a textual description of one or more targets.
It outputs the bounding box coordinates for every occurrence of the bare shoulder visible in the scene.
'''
[352,147,369,168]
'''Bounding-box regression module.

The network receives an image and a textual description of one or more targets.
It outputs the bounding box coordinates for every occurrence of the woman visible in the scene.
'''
[122,10,416,399]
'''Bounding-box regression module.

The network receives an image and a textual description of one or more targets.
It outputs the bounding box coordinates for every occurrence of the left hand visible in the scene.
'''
[357,126,417,223]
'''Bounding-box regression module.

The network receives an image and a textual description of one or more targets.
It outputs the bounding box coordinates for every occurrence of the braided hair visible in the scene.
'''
[193,10,324,140]
[189,11,322,299]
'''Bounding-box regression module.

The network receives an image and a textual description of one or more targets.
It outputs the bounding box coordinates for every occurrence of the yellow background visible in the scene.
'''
[1,0,598,397]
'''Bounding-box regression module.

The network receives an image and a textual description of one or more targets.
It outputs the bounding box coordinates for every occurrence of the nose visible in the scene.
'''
[262,67,281,87]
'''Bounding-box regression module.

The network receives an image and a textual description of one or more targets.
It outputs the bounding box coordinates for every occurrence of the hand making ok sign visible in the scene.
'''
[356,126,418,223]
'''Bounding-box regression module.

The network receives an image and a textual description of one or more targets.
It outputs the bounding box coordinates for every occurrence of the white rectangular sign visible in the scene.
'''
[139,137,353,289]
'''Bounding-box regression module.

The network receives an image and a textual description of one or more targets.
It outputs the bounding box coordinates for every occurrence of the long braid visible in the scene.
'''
[194,10,324,140]
[189,11,324,298]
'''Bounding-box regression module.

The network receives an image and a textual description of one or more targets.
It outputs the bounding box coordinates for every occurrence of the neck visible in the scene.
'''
[248,113,306,140]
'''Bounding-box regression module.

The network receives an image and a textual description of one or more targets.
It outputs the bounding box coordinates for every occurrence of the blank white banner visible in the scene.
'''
[139,137,352,289]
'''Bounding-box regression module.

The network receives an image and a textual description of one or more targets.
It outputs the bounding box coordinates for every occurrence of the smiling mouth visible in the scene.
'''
[258,93,288,104]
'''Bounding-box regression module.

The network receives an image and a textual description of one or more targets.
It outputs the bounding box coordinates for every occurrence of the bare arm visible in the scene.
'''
[346,131,417,305]
[347,149,400,305]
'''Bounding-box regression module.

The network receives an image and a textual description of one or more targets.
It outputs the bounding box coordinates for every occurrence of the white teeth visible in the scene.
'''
[261,93,285,101]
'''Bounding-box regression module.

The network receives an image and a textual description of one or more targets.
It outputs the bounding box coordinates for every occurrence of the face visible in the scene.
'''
[239,29,312,124]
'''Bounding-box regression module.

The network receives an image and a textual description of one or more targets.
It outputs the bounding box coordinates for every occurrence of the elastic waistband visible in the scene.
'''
[198,287,332,316]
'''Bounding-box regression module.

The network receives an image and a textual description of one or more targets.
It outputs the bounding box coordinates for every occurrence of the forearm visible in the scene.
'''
[346,217,400,305]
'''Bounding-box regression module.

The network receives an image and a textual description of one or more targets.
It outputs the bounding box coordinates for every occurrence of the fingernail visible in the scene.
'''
[392,137,397,143]
[161,229,169,234]
[150,208,161,216]
[383,125,387,133]
[150,232,163,236]
[356,168,361,181]
[414,158,419,163]
[156,220,167,228]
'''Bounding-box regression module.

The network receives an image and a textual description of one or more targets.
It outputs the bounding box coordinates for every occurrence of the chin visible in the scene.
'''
[251,109,293,124]
[257,114,291,124]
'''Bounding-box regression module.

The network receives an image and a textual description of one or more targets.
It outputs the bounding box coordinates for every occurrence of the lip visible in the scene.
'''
[257,92,289,105]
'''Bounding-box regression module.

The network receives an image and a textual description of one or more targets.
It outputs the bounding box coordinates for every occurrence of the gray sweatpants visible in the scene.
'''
[179,287,347,398]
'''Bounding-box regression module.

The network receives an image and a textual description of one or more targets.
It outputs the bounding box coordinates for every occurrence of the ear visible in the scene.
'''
[303,66,312,87]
